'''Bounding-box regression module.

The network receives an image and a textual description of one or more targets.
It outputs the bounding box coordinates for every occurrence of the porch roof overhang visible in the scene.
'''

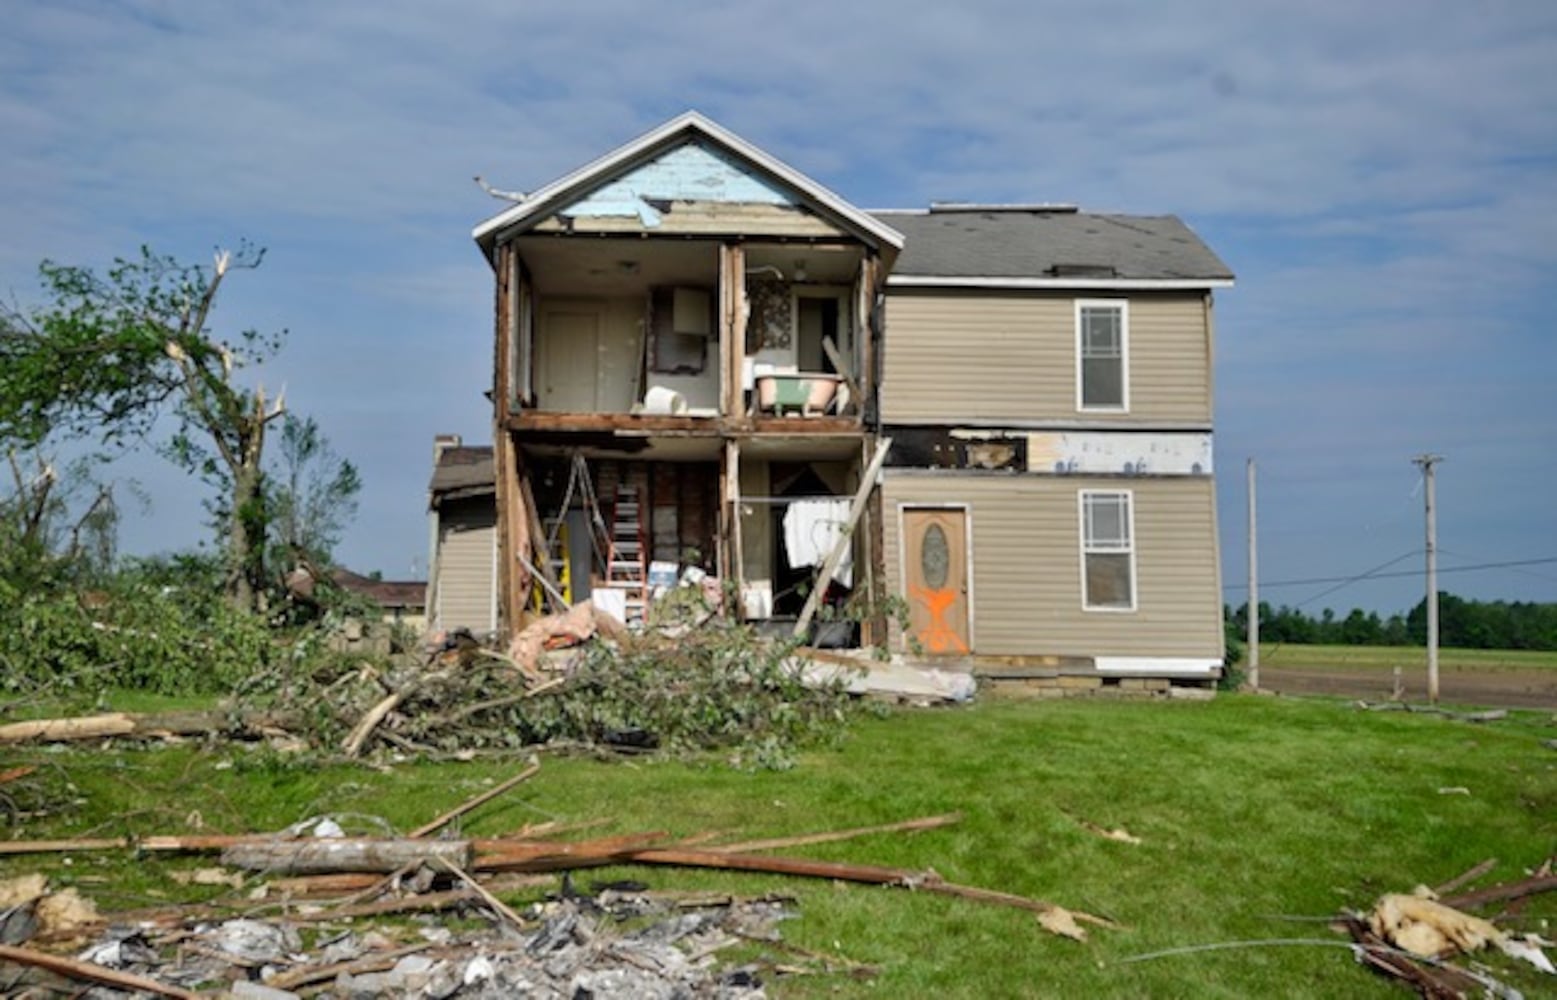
[472,111,904,262]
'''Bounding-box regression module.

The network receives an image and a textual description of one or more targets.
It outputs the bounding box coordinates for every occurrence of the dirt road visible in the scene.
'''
[1258,663,1557,710]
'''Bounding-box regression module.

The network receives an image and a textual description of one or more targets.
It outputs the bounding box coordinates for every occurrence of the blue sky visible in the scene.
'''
[3,1,1554,616]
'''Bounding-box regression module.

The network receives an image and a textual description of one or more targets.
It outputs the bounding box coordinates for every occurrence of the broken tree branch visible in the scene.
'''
[0,710,293,744]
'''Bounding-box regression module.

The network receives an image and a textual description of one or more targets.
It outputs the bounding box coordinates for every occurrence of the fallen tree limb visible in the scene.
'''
[409,762,541,838]
[341,691,409,758]
[222,838,474,875]
[0,710,293,745]
[0,943,201,1000]
[430,678,568,731]
[708,812,961,854]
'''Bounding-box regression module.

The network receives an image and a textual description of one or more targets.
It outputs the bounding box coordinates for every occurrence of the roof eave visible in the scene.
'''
[887,275,1235,291]
[472,111,904,257]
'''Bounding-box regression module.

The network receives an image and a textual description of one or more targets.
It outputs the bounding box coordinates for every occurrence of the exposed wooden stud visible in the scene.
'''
[793,438,892,638]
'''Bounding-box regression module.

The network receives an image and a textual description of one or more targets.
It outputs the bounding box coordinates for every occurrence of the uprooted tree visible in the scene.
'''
[0,245,294,612]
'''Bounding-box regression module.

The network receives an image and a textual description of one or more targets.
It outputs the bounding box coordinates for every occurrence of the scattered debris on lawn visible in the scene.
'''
[0,596,977,766]
[1354,702,1509,724]
[1121,859,1555,997]
[1073,819,1143,845]
[1341,862,1557,997]
[0,767,1110,996]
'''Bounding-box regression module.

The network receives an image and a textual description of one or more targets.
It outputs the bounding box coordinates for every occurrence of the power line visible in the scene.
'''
[1293,549,1421,610]
[1223,555,1557,592]
[1439,547,1557,586]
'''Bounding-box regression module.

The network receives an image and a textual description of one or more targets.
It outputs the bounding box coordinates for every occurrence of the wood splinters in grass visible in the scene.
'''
[409,760,541,838]
[1432,857,1498,897]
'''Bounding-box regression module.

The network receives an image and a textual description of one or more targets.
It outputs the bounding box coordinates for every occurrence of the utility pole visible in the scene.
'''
[1413,454,1442,704]
[1246,458,1259,690]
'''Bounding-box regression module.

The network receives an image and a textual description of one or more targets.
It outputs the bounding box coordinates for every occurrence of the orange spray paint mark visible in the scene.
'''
[908,584,969,654]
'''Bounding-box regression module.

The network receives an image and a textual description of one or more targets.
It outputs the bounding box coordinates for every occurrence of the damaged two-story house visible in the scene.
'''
[456,111,1233,682]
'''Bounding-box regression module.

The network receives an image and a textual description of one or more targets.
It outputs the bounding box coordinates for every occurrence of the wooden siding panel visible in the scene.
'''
[880,290,1210,424]
[436,500,497,633]
[882,474,1221,658]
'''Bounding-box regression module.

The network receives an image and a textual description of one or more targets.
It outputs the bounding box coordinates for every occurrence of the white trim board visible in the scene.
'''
[1094,656,1220,675]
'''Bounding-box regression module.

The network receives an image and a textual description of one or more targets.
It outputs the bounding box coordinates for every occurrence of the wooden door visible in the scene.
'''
[902,507,970,654]
[537,309,599,411]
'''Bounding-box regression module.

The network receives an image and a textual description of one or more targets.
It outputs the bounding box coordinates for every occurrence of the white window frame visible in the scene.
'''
[1075,299,1129,413]
[1079,489,1137,612]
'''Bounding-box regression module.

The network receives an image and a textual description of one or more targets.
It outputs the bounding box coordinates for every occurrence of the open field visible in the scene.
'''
[1255,644,1557,708]
[2,696,1554,997]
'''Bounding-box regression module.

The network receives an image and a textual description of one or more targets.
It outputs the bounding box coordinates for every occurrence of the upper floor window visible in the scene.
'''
[1080,489,1136,611]
[1076,300,1128,411]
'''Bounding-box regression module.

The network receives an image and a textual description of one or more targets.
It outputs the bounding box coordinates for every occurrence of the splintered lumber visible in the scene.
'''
[0,710,291,745]
[221,838,473,874]
[1440,873,1557,911]
[708,812,962,854]
[605,847,1117,927]
[409,762,541,838]
[0,837,132,856]
[0,943,201,1000]
[474,831,672,871]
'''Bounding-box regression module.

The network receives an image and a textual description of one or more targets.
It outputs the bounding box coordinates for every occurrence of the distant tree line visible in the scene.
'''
[1225,593,1557,651]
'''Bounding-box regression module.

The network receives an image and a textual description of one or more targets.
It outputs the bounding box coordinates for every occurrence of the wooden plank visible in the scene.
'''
[793,438,892,637]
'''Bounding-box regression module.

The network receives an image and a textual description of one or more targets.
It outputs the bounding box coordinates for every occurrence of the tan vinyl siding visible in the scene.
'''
[882,473,1221,658]
[880,289,1211,425]
[435,498,497,632]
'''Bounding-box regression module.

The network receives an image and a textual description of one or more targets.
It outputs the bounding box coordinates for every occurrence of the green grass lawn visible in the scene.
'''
[3,696,1555,997]
[1257,642,1557,672]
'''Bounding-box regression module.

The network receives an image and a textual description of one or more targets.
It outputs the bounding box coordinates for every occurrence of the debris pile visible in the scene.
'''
[0,766,1112,996]
[1339,861,1556,997]
[3,880,783,999]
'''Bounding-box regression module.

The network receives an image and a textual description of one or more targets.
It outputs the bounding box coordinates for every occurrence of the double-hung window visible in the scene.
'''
[1077,300,1128,411]
[1080,490,1136,611]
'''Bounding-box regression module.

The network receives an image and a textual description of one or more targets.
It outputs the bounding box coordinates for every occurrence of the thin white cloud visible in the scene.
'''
[3,0,1553,609]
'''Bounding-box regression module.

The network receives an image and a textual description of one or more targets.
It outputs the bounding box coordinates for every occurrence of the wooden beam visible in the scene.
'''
[493,432,522,634]
[727,438,743,595]
[793,438,892,638]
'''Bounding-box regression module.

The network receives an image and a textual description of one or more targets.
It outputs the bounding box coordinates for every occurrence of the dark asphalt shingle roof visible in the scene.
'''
[872,209,1233,282]
[430,446,495,501]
